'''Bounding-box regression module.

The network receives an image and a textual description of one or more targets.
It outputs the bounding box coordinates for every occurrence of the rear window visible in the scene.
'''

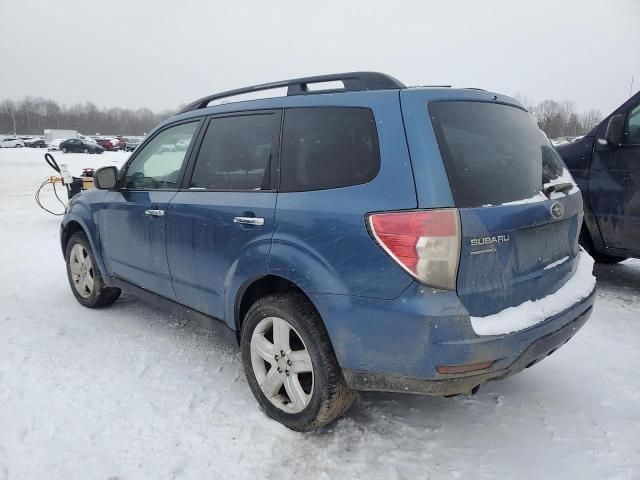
[280,107,380,192]
[189,113,279,191]
[429,101,565,208]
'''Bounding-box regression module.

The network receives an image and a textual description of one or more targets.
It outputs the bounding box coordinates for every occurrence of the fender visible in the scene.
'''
[222,237,280,330]
[60,202,109,279]
[557,135,606,254]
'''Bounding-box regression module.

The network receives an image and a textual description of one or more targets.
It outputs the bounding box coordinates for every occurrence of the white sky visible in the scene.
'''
[1,0,638,114]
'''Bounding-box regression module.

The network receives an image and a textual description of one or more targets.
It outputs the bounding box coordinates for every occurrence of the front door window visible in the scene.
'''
[123,122,199,189]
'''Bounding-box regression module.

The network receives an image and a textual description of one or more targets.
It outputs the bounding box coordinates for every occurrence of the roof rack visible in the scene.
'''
[178,71,405,114]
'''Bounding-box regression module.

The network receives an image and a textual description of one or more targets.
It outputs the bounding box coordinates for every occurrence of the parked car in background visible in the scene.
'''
[96,138,119,151]
[48,139,66,151]
[61,72,596,431]
[0,137,24,148]
[59,138,104,154]
[124,137,142,151]
[556,90,640,263]
[25,138,47,148]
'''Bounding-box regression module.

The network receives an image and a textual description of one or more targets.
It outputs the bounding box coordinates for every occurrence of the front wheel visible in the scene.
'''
[241,293,355,431]
[83,148,89,153]
[65,232,121,307]
[61,147,67,153]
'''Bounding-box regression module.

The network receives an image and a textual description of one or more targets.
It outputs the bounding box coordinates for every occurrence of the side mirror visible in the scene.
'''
[604,114,625,146]
[94,166,118,190]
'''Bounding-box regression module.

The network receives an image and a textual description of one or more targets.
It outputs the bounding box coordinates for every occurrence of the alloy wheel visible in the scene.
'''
[250,316,314,413]
[69,244,94,298]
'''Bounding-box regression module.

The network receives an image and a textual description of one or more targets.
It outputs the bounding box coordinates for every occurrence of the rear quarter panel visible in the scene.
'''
[268,91,418,299]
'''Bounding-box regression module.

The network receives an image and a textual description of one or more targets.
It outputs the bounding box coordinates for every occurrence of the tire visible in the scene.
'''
[61,147,67,153]
[15,144,22,148]
[241,293,355,432]
[65,231,121,308]
[83,148,89,153]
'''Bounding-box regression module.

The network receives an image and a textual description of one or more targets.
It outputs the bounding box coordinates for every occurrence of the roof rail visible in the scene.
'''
[178,71,405,114]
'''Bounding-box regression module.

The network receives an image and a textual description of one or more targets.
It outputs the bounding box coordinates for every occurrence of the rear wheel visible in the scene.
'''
[65,232,121,307]
[241,293,355,431]
[83,148,89,153]
[61,147,67,153]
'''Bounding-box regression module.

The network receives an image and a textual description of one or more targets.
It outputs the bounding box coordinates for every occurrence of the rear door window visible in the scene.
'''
[280,107,380,192]
[189,113,280,191]
[428,101,565,208]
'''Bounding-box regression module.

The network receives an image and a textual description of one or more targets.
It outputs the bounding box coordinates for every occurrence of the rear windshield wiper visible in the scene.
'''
[543,181,574,196]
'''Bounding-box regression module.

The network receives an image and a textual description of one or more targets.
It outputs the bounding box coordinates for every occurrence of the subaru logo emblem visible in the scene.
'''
[550,202,564,218]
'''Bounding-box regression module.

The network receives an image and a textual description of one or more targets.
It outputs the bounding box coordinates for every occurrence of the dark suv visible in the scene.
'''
[556,91,640,263]
[60,72,596,431]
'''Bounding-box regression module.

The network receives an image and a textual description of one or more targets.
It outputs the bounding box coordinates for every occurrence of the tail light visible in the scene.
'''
[368,209,461,290]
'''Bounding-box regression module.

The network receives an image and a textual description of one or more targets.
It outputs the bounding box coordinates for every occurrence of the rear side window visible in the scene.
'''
[429,101,564,208]
[280,107,380,192]
[190,113,280,190]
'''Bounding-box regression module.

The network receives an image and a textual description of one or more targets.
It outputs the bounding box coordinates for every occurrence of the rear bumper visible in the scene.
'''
[311,283,595,396]
[343,295,593,395]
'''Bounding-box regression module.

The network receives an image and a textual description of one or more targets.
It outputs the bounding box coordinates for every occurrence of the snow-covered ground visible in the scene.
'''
[1,148,639,480]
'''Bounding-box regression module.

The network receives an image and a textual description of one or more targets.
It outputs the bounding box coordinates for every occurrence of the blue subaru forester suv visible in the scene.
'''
[61,72,596,431]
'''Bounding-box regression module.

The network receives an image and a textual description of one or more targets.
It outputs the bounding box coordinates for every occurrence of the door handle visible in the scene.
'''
[144,209,165,217]
[233,216,264,226]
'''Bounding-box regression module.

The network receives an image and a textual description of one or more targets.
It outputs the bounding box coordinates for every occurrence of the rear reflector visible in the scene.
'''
[436,360,494,375]
[368,209,461,290]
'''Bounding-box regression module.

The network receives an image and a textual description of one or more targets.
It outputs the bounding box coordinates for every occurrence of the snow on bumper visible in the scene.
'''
[471,250,596,336]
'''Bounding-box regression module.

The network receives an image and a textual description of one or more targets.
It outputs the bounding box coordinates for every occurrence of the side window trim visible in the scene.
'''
[180,109,283,192]
[118,117,204,191]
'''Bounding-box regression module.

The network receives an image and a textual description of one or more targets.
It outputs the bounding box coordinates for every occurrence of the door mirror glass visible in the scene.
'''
[94,166,118,190]
[604,114,625,146]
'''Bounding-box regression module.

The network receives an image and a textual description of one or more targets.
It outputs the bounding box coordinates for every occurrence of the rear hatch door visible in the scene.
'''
[402,91,582,317]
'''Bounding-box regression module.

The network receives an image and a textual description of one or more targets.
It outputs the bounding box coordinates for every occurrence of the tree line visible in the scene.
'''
[515,94,603,139]
[0,95,603,139]
[0,97,174,136]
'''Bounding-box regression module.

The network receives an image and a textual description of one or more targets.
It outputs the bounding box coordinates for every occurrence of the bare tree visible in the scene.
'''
[1,100,18,135]
[0,97,172,135]
[528,98,602,139]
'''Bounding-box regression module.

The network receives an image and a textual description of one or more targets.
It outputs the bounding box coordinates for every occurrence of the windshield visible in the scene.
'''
[428,101,569,208]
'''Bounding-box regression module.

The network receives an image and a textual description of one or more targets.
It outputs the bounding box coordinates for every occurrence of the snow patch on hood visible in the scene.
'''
[471,250,595,336]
